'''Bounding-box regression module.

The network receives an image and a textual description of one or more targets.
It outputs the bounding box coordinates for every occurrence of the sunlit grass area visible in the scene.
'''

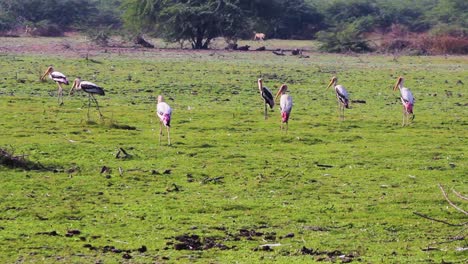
[0,37,466,263]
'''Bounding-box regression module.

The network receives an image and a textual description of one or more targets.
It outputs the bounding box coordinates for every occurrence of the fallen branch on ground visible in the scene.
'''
[413,212,466,227]
[116,148,131,159]
[452,189,468,201]
[439,184,468,215]
[430,235,465,246]
[0,147,49,171]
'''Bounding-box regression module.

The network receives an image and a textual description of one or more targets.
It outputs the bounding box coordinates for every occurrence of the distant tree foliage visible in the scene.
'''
[0,0,466,53]
[4,0,97,27]
[0,0,121,35]
[311,0,467,52]
[236,0,323,39]
[123,0,246,49]
[122,0,321,48]
[316,22,373,53]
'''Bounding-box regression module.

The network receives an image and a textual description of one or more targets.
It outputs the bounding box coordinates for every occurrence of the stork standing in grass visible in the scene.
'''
[327,76,350,121]
[69,77,105,119]
[40,66,69,105]
[394,76,415,126]
[156,95,172,145]
[275,84,293,131]
[257,78,275,119]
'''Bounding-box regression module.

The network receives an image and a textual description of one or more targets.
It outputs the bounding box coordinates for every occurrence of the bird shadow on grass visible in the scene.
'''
[108,122,137,130]
[82,119,137,130]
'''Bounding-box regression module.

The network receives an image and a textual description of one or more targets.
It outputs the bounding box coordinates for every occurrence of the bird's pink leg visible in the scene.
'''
[158,121,162,146]
[342,104,345,121]
[87,95,92,120]
[167,126,171,145]
[57,82,64,105]
[91,95,103,118]
[336,99,341,120]
[402,107,406,126]
[264,103,268,120]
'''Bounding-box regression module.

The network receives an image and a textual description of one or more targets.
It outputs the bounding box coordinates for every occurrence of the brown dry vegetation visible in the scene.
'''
[378,24,468,55]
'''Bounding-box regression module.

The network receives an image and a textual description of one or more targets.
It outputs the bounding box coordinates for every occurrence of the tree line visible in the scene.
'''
[0,0,466,53]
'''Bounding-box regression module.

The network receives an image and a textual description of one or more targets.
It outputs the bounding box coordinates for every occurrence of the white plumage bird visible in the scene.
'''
[69,77,105,119]
[394,76,415,126]
[40,66,69,105]
[156,95,172,145]
[275,84,293,131]
[327,76,350,121]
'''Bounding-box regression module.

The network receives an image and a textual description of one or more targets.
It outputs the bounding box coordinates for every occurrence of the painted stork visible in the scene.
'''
[275,84,293,131]
[327,76,350,121]
[156,95,172,146]
[69,77,105,119]
[394,76,415,126]
[40,66,69,105]
[257,78,275,119]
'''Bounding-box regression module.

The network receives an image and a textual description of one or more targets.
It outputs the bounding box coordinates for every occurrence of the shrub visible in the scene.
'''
[423,35,468,54]
[430,23,467,38]
[84,27,113,46]
[317,23,373,53]
[30,21,63,37]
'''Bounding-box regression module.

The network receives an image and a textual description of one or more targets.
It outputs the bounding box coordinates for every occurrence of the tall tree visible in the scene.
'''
[123,0,245,49]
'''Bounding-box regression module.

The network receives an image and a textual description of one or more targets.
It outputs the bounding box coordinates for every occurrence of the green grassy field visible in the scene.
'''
[0,40,466,263]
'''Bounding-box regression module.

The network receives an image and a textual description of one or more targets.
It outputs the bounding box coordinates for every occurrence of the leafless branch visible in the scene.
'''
[413,212,466,227]
[115,147,130,159]
[439,184,468,215]
[430,235,465,246]
[452,189,468,201]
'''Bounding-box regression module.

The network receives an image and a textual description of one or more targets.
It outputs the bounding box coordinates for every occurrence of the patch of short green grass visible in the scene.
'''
[0,44,466,263]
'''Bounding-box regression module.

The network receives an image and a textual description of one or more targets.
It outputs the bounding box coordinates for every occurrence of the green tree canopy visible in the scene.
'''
[123,0,245,49]
[123,0,322,48]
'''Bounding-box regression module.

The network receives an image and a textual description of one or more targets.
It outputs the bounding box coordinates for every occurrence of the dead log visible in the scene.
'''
[236,45,250,51]
[272,49,285,56]
[134,35,154,48]
[225,43,238,50]
[291,49,302,55]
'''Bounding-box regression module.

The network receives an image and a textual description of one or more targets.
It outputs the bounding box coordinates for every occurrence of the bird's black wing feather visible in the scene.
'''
[262,87,274,109]
[336,90,349,108]
[82,84,105,96]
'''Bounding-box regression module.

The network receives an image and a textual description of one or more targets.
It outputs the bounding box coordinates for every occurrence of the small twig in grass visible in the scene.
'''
[430,235,465,246]
[452,189,468,201]
[439,184,468,215]
[413,212,466,227]
[115,147,131,159]
[202,176,224,184]
[315,163,333,168]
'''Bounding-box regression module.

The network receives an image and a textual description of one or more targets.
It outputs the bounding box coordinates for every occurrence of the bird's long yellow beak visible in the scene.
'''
[69,80,77,95]
[257,78,263,92]
[394,77,402,91]
[40,67,51,81]
[275,85,287,101]
[327,77,336,89]
[275,90,281,101]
